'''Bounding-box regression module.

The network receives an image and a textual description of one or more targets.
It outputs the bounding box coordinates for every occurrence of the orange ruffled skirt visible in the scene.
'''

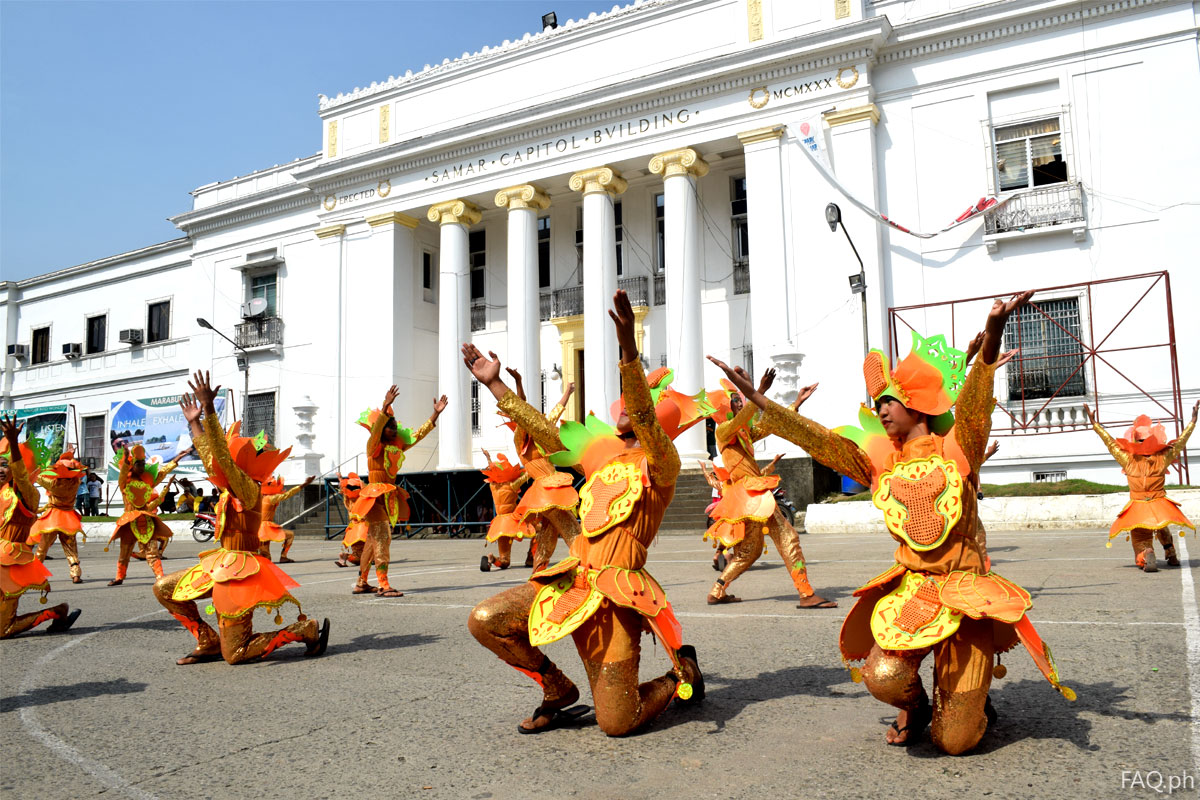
[486,513,535,543]
[1108,497,1194,541]
[30,507,83,544]
[258,522,291,543]
[110,510,173,545]
[0,541,52,599]
[342,520,368,547]
[171,548,302,620]
[703,475,779,548]
[351,484,412,525]
[515,473,579,521]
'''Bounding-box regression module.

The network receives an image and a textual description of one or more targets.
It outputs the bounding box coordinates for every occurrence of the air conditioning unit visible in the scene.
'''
[6,344,27,359]
[63,343,83,359]
[119,328,143,345]
[241,297,269,319]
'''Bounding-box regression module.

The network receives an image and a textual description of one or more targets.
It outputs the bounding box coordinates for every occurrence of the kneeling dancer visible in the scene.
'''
[1,416,80,637]
[154,372,329,664]
[463,290,708,736]
[33,446,88,583]
[1085,402,1195,571]
[351,387,446,597]
[709,291,1074,754]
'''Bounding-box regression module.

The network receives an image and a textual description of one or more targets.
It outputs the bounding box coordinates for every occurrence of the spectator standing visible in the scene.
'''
[86,472,103,516]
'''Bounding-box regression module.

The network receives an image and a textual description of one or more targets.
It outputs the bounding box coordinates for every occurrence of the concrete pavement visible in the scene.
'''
[2,528,1197,799]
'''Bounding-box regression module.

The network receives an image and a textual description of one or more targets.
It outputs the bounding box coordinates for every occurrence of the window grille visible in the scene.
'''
[1004,298,1086,401]
[471,380,481,436]
[731,177,750,295]
[1033,470,1067,483]
[244,392,276,445]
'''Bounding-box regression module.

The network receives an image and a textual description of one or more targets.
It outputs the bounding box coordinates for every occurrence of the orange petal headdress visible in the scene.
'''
[1116,415,1171,455]
[340,472,364,499]
[40,445,86,481]
[481,453,524,485]
[208,421,292,489]
[608,366,714,441]
[707,379,741,422]
[262,475,285,495]
[863,331,967,434]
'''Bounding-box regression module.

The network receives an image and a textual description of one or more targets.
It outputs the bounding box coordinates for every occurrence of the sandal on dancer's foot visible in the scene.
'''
[517,685,585,734]
[351,583,375,594]
[376,588,404,598]
[176,650,223,666]
[796,594,838,609]
[706,593,742,605]
[278,557,295,564]
[886,696,931,746]
[305,618,331,658]
[107,578,124,586]
[480,555,491,572]
[334,558,349,568]
[47,609,81,634]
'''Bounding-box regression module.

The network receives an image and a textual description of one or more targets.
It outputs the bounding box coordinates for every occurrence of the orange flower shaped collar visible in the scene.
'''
[481,453,524,484]
[1116,415,1171,456]
[608,366,714,441]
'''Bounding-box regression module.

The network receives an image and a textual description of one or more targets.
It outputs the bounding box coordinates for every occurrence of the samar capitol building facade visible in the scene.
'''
[3,0,1197,492]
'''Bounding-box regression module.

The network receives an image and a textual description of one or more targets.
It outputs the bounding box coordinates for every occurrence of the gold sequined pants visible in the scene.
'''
[153,568,318,663]
[114,533,165,580]
[0,595,68,639]
[36,534,82,581]
[713,509,815,598]
[359,521,395,589]
[1131,527,1175,564]
[469,581,676,737]
[258,530,295,561]
[528,509,578,573]
[861,617,994,755]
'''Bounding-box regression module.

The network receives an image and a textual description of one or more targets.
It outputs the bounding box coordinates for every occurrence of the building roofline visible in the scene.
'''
[14,238,191,289]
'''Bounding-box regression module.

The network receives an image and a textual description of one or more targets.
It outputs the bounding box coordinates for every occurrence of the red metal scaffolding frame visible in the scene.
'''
[888,271,1189,483]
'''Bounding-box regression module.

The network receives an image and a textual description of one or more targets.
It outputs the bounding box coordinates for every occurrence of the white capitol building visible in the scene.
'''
[3,0,1197,496]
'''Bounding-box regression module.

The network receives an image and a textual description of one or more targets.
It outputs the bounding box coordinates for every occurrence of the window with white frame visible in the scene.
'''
[537,216,551,290]
[147,300,171,343]
[249,272,278,316]
[1003,297,1086,401]
[82,415,106,468]
[731,176,750,294]
[993,117,1068,192]
[423,251,435,303]
[31,326,50,365]
[86,315,107,354]
[469,230,486,302]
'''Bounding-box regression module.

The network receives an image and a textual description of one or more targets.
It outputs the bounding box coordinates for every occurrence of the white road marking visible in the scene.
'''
[18,611,163,800]
[1175,535,1200,778]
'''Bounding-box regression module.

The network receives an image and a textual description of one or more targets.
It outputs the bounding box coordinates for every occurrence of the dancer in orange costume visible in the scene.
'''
[258,474,315,563]
[0,416,81,638]
[504,372,580,573]
[463,290,709,736]
[1085,401,1196,571]
[479,450,532,572]
[352,387,447,597]
[710,292,1075,755]
[153,371,329,665]
[705,375,835,608]
[106,443,186,586]
[334,473,368,568]
[32,446,87,583]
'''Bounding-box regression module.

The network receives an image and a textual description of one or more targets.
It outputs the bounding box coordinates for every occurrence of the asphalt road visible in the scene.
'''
[2,528,1197,800]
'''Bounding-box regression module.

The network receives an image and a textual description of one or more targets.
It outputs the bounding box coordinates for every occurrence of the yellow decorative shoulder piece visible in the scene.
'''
[578,461,644,538]
[873,455,963,551]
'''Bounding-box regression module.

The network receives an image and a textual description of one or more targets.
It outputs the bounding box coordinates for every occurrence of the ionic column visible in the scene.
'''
[650,147,709,459]
[568,166,627,421]
[495,184,550,412]
[427,199,482,469]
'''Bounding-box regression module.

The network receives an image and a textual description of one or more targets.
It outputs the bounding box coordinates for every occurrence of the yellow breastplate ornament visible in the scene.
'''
[872,454,964,552]
[578,461,644,538]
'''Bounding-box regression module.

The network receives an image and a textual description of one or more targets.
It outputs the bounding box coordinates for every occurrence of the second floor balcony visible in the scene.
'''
[984,181,1086,252]
[235,316,284,349]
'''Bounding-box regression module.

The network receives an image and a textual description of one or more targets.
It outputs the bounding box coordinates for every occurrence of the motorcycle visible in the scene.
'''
[773,487,799,527]
[191,512,216,542]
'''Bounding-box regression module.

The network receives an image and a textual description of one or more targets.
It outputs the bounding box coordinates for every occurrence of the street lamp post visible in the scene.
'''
[825,203,870,361]
[197,318,249,422]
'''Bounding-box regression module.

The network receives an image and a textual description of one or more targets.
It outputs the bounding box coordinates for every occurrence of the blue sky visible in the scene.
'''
[0,0,620,282]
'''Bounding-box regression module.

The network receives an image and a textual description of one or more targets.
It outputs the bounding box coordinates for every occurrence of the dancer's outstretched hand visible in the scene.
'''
[757,368,777,395]
[382,385,400,409]
[981,290,1034,365]
[432,394,449,416]
[1192,399,1199,424]
[1082,403,1096,424]
[965,331,984,365]
[984,440,1000,462]
[608,290,639,363]
[0,414,23,450]
[188,371,222,414]
[996,349,1020,369]
[462,343,501,385]
[793,383,819,411]
[179,393,202,424]
[707,356,759,406]
[506,367,526,400]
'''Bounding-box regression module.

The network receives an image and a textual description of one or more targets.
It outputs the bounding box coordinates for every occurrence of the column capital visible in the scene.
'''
[649,148,710,180]
[495,184,551,211]
[737,125,785,146]
[427,199,482,226]
[314,223,346,239]
[824,104,880,127]
[568,166,628,197]
[366,211,420,229]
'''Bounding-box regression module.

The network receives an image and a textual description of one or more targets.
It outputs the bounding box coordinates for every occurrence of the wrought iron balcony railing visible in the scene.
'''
[733,260,751,295]
[234,317,284,348]
[985,181,1084,235]
[470,302,487,332]
[618,276,648,307]
[539,290,553,322]
[653,274,665,306]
